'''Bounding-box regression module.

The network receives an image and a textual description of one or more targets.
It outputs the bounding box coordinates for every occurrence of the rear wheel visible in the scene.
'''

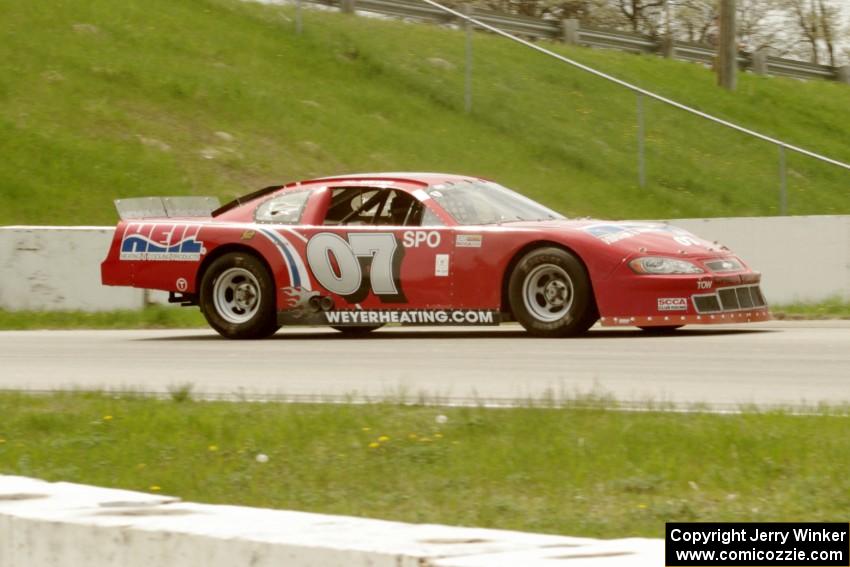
[200,252,279,339]
[508,247,597,338]
[331,325,384,335]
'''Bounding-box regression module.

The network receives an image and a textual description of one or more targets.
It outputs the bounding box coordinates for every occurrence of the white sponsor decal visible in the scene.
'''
[583,223,703,247]
[435,254,449,277]
[658,297,688,311]
[175,277,188,292]
[455,234,482,248]
[674,235,701,246]
[403,230,441,248]
[324,310,497,325]
[697,279,713,290]
[306,232,399,297]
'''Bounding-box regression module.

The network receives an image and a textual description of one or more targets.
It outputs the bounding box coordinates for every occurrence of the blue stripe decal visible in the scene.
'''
[260,228,301,288]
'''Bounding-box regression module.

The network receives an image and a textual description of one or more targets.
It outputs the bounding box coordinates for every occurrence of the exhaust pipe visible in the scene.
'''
[319,296,335,311]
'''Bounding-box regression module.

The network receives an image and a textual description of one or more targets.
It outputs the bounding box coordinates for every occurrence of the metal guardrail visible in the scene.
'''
[305,0,848,83]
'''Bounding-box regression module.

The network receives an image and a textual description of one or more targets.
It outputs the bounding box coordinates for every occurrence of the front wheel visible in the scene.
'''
[508,247,597,338]
[199,252,279,339]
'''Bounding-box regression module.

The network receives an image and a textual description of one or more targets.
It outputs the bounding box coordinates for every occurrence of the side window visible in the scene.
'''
[420,206,444,226]
[323,188,427,226]
[255,190,310,224]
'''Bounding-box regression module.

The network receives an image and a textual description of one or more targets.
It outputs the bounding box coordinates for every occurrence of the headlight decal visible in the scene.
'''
[705,258,744,273]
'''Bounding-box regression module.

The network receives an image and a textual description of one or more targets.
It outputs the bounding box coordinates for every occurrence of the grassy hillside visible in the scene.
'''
[1,0,849,225]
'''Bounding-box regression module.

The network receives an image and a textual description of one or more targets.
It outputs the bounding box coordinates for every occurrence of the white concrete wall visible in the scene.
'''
[1,217,848,311]
[669,215,850,304]
[0,475,662,567]
[0,226,167,311]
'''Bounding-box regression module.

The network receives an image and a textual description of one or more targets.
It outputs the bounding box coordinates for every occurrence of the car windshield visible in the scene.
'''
[426,180,564,225]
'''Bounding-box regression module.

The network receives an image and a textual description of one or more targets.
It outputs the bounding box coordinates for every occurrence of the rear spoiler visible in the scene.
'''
[114,196,221,220]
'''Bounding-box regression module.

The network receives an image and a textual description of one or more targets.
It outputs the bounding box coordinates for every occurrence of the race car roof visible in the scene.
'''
[310,172,483,186]
[213,172,484,217]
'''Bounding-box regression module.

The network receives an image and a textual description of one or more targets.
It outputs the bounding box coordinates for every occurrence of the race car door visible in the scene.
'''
[296,185,455,322]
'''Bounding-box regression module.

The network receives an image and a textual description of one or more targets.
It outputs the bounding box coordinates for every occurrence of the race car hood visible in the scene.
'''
[510,219,726,258]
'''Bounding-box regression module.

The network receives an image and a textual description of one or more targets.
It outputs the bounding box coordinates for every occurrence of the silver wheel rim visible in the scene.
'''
[213,267,262,324]
[522,263,574,322]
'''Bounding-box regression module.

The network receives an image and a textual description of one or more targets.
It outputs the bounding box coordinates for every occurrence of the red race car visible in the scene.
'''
[101,172,769,339]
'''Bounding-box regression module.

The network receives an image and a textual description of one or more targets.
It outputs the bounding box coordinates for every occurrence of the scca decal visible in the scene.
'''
[658,297,688,312]
[306,232,406,304]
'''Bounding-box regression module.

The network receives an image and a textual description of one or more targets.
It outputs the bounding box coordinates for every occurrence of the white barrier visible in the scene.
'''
[0,475,662,566]
[668,216,850,304]
[0,226,166,311]
[1,217,847,311]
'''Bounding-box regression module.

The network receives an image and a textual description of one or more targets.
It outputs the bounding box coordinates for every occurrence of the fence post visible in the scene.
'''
[637,93,646,188]
[561,19,579,45]
[838,66,850,85]
[661,0,673,58]
[660,36,674,59]
[295,0,303,34]
[717,0,737,91]
[752,48,769,75]
[341,0,355,14]
[778,145,787,216]
[464,4,473,114]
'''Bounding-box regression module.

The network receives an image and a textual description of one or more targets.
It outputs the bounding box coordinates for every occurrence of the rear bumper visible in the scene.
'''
[101,258,132,287]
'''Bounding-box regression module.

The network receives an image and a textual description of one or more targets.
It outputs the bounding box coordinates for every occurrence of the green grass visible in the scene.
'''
[0,306,205,330]
[772,298,850,320]
[1,0,849,227]
[2,392,850,537]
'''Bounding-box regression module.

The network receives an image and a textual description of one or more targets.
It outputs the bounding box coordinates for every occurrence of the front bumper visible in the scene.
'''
[597,272,770,327]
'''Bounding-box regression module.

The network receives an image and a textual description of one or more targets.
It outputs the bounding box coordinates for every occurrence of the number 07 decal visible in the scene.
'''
[306,233,406,304]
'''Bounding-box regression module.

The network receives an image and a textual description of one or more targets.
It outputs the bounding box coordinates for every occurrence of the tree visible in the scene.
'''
[735,0,784,52]
[816,0,838,66]
[784,0,821,63]
[674,0,719,44]
[776,0,845,65]
[616,0,666,35]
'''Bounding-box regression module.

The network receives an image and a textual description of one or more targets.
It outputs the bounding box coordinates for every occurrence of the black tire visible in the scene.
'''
[508,247,598,338]
[199,252,279,339]
[330,325,384,335]
[638,325,684,333]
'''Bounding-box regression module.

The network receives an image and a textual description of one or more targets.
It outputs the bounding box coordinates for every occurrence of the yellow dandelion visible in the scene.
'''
[377,435,390,442]
[361,427,371,432]
[368,442,380,449]
[0,438,6,444]
[149,485,161,492]
[102,415,113,421]
[638,503,647,509]
[434,433,443,439]
[208,445,219,452]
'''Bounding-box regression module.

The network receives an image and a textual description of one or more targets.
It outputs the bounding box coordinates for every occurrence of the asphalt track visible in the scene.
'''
[1,321,848,410]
